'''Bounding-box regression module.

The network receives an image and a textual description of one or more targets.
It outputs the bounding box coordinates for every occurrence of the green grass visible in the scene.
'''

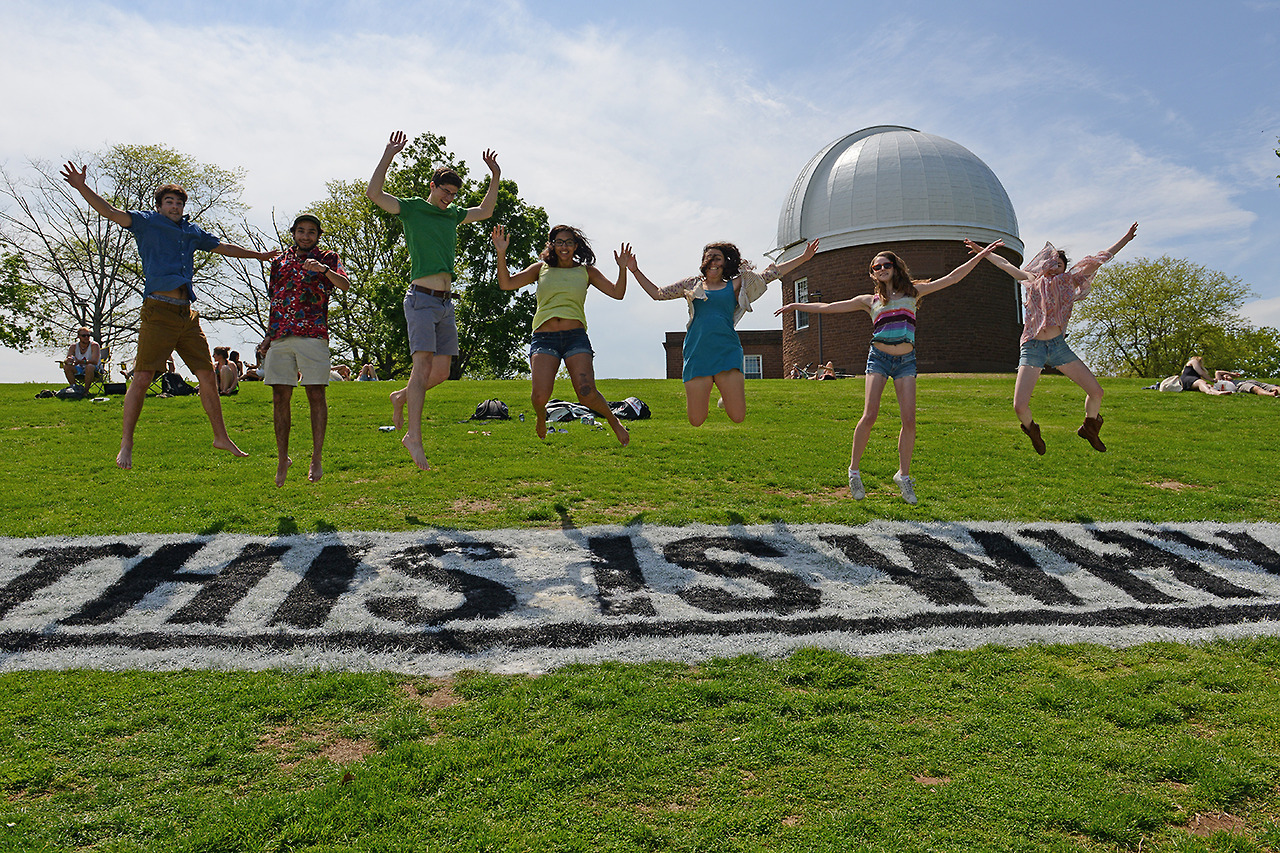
[3,375,1280,851]
[2,375,1278,536]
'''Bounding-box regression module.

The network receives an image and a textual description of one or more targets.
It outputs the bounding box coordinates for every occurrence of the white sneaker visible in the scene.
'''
[848,468,865,500]
[893,472,917,505]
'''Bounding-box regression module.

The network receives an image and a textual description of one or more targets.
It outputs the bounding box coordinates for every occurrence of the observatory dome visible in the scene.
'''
[774,125,1022,260]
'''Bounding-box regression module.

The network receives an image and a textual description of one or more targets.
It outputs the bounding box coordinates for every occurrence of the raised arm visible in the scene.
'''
[773,239,820,279]
[462,149,501,224]
[1105,222,1139,257]
[366,131,406,215]
[212,243,280,263]
[624,253,687,302]
[916,239,1004,296]
[964,238,1029,280]
[490,225,542,290]
[775,295,872,316]
[60,162,131,228]
[586,244,631,300]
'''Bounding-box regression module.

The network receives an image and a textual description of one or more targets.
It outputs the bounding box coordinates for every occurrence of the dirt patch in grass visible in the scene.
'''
[449,498,515,514]
[1187,811,1248,837]
[259,723,379,771]
[913,775,951,786]
[1147,480,1203,491]
[401,677,464,710]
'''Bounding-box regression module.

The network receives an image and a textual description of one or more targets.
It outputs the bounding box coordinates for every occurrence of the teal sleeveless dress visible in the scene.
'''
[682,283,741,382]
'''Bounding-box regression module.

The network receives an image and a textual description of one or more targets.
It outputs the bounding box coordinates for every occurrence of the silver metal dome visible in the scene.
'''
[774,125,1022,262]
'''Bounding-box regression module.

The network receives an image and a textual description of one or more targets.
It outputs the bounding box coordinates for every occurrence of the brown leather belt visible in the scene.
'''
[412,285,455,300]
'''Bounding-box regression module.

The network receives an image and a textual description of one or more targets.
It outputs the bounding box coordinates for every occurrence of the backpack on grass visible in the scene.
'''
[470,399,510,420]
[609,397,651,420]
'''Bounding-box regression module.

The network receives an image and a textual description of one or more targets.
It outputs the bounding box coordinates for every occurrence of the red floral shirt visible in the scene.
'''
[267,246,346,341]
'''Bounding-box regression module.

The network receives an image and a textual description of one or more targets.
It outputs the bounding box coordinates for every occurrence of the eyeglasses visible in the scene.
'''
[78,333,90,338]
[871,262,894,271]
[552,239,577,248]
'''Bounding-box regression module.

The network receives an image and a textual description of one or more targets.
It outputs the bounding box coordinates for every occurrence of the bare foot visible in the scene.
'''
[213,437,250,457]
[611,421,630,447]
[276,456,293,487]
[535,410,547,440]
[390,389,405,431]
[401,433,431,471]
[307,459,322,483]
[116,444,133,470]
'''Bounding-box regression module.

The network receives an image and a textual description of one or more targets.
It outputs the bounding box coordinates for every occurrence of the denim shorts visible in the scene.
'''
[530,328,593,360]
[1019,333,1079,369]
[866,346,917,379]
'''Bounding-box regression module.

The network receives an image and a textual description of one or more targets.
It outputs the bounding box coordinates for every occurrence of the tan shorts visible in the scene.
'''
[135,299,213,374]
[263,335,331,386]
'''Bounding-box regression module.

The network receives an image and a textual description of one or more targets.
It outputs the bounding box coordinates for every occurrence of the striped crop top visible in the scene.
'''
[870,294,916,346]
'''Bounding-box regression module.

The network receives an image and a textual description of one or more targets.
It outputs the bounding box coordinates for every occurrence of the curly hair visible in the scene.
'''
[540,225,596,267]
[869,251,919,299]
[700,242,742,280]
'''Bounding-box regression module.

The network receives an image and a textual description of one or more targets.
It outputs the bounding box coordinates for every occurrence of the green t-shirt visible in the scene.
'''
[395,196,468,280]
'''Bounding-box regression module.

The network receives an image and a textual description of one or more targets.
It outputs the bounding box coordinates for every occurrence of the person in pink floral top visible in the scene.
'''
[967,222,1137,455]
[262,214,351,486]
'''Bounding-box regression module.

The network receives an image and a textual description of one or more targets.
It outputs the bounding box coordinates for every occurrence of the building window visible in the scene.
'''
[743,354,762,380]
[1015,281,1025,325]
[794,278,809,330]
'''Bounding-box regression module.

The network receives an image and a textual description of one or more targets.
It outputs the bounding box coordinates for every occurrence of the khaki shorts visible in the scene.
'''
[263,335,331,386]
[135,299,213,374]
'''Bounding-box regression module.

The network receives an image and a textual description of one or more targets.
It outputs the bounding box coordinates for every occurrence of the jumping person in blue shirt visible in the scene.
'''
[62,162,279,469]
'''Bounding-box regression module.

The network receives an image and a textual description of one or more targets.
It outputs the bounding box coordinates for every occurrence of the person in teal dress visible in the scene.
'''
[627,239,817,426]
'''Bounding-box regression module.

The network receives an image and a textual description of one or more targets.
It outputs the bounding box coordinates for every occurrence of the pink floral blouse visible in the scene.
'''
[1020,242,1112,344]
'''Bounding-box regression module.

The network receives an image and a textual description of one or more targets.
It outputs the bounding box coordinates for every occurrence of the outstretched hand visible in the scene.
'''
[60,161,88,191]
[491,224,510,253]
[799,238,820,261]
[482,149,500,177]
[774,304,798,316]
[384,131,407,158]
[614,242,633,270]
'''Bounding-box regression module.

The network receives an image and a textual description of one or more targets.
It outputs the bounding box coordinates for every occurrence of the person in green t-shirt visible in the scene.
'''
[367,130,500,471]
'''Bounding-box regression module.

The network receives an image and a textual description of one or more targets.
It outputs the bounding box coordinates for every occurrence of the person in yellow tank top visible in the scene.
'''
[492,224,634,445]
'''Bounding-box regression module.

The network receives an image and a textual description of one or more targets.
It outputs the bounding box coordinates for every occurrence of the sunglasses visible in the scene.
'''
[871,262,894,271]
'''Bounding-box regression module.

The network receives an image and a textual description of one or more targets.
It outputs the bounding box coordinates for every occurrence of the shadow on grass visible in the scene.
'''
[314,520,337,533]
[198,519,228,535]
[276,517,299,536]
[554,503,576,531]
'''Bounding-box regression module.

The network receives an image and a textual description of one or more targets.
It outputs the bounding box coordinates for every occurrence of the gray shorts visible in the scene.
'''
[403,290,459,356]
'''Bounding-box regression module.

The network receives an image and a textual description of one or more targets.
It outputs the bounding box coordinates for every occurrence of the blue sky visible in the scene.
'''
[2,0,1277,382]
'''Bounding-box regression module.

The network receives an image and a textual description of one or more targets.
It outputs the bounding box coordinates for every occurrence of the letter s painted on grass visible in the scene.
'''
[665,535,821,615]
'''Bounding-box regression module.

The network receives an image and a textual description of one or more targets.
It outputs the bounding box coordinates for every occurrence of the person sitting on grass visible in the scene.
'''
[213,346,239,396]
[62,327,101,391]
[357,363,379,381]
[1179,356,1238,396]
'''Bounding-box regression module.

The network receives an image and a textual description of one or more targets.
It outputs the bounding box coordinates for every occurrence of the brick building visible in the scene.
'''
[771,126,1026,374]
[664,329,784,380]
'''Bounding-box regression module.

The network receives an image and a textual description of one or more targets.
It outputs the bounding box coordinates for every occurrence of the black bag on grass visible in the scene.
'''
[55,385,86,400]
[609,396,651,420]
[471,399,510,420]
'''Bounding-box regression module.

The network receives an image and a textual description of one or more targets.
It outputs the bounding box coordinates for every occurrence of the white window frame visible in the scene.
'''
[794,277,809,330]
[742,353,763,380]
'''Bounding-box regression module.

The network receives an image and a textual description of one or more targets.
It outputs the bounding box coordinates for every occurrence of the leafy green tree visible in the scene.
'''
[302,132,546,380]
[0,252,53,350]
[0,144,258,359]
[1070,255,1264,377]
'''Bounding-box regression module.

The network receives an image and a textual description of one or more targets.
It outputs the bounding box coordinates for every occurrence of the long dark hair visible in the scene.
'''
[540,225,595,267]
[700,242,742,280]
[869,251,919,300]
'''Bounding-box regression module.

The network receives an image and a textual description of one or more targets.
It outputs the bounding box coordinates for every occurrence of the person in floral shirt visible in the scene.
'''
[261,214,350,486]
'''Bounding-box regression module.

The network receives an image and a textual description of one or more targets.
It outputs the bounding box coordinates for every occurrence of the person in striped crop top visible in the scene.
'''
[777,240,1003,504]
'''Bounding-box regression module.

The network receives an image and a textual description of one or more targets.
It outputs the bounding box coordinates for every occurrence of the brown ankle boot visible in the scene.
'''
[1077,415,1106,452]
[1021,421,1046,455]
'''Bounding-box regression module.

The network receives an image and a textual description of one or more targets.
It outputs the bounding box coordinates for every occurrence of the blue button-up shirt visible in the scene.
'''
[126,210,221,302]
